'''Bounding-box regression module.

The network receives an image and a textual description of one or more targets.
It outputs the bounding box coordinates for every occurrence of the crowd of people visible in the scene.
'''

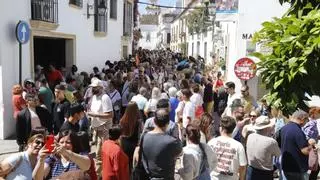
[1,48,319,180]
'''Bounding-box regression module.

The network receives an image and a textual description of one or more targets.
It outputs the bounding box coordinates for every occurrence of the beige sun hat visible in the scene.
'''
[253,116,274,130]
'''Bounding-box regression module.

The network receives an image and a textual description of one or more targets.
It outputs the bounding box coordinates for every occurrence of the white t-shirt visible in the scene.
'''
[90,94,113,128]
[208,136,247,180]
[175,101,185,123]
[182,101,195,128]
[224,93,240,116]
[145,99,158,113]
[190,93,204,107]
[29,108,42,130]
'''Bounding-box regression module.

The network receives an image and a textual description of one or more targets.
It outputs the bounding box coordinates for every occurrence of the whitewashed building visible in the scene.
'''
[0,0,134,139]
[170,0,288,99]
[156,11,176,50]
[216,0,289,98]
[138,14,159,50]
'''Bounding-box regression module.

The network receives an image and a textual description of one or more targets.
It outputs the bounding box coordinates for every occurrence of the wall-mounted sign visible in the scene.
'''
[234,57,257,80]
[16,21,30,44]
[216,0,239,13]
[242,33,253,40]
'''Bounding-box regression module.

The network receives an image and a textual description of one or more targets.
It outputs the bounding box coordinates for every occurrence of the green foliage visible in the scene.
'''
[279,0,320,17]
[186,7,210,34]
[252,9,320,115]
[217,58,226,70]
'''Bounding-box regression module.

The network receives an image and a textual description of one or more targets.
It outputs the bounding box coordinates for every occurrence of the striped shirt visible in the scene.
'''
[45,154,83,178]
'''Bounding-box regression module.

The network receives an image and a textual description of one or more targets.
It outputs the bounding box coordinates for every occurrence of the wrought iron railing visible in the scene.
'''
[31,0,58,23]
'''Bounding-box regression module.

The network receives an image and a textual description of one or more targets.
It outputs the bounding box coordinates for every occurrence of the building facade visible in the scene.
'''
[156,11,176,50]
[170,0,288,99]
[138,14,159,50]
[0,0,134,139]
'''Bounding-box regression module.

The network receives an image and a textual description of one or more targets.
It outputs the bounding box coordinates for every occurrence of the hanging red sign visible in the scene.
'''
[234,57,257,80]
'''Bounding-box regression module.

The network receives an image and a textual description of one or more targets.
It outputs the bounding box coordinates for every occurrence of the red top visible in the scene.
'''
[12,94,26,119]
[102,140,129,180]
[47,70,63,85]
[215,79,224,89]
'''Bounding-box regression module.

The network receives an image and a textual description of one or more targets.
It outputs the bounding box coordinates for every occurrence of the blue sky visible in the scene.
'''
[138,0,177,14]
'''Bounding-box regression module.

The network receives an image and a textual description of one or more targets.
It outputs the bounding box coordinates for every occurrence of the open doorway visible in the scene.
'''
[33,37,67,71]
[33,36,74,72]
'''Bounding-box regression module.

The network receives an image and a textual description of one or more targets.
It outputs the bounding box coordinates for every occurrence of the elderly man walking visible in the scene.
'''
[246,116,281,180]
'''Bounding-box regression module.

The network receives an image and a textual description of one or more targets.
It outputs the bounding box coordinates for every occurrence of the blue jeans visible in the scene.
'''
[246,166,273,180]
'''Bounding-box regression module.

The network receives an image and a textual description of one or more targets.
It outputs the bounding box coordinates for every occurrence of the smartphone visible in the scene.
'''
[45,135,54,153]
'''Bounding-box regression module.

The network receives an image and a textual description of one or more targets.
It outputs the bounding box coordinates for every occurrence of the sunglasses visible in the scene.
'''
[34,140,45,146]
[250,115,257,118]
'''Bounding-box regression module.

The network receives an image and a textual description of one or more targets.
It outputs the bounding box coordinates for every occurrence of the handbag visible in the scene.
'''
[131,133,149,180]
[309,147,319,171]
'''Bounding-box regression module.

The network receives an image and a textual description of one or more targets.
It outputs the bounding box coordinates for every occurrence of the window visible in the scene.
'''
[192,43,194,56]
[197,41,200,55]
[167,33,171,44]
[94,0,107,32]
[123,1,132,36]
[110,0,117,19]
[31,0,59,23]
[122,45,128,59]
[204,42,207,60]
[69,0,83,7]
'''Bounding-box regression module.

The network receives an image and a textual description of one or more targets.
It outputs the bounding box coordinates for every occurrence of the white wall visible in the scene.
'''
[139,24,158,50]
[0,0,127,139]
[224,0,288,97]
[55,0,124,73]
[0,0,32,139]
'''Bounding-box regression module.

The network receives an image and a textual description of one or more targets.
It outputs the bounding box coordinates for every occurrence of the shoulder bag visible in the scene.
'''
[131,133,150,180]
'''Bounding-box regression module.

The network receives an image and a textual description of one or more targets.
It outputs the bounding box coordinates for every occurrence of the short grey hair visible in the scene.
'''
[139,87,147,96]
[292,109,308,120]
[168,87,178,98]
[151,87,162,99]
[163,82,173,93]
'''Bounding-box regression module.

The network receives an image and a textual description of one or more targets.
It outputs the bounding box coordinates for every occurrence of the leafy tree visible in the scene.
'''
[279,0,320,16]
[186,7,210,34]
[252,1,320,115]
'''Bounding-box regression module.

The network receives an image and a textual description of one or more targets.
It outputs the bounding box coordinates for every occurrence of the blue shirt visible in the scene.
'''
[280,122,308,173]
[169,97,179,122]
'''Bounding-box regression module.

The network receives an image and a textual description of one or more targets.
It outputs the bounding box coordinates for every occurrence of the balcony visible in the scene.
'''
[31,0,59,30]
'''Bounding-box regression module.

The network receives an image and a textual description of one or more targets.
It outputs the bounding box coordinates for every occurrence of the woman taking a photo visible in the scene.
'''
[0,133,45,180]
[33,130,91,179]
